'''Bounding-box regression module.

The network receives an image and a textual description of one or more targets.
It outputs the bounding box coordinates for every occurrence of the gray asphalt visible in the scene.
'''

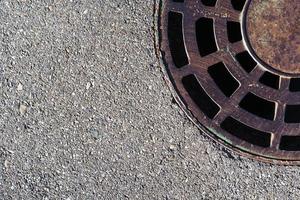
[0,0,299,199]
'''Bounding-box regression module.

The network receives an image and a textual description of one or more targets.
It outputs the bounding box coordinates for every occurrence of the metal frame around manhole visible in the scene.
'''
[159,0,300,164]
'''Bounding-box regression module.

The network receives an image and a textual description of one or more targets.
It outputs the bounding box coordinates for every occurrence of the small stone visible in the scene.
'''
[19,104,27,115]
[17,83,23,91]
[86,82,91,90]
[169,144,176,151]
[89,128,101,140]
[4,160,9,168]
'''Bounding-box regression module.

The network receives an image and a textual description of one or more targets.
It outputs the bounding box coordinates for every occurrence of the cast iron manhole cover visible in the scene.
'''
[159,0,300,164]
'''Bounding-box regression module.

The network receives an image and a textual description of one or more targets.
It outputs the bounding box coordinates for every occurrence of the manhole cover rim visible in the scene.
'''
[158,0,300,165]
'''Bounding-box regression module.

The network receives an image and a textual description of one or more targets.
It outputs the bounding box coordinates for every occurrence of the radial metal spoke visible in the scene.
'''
[161,0,300,164]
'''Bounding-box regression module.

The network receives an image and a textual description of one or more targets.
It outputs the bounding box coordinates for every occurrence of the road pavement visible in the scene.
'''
[0,0,299,199]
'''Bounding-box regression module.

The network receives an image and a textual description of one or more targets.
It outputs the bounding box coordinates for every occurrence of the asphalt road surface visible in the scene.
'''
[0,0,299,199]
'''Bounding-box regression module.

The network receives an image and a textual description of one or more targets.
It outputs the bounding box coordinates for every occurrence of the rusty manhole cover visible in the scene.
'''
[159,0,300,164]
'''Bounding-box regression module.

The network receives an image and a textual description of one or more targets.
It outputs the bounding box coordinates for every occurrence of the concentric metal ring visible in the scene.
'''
[159,0,300,164]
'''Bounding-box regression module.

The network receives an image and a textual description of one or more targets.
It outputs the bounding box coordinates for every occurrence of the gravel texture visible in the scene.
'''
[0,0,299,199]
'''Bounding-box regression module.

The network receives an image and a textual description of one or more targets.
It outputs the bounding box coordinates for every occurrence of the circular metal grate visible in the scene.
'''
[159,0,300,164]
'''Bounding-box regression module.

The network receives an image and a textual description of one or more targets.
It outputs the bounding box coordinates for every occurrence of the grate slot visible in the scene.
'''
[259,72,280,90]
[235,51,257,73]
[280,136,300,151]
[239,93,276,120]
[231,0,246,11]
[196,17,218,57]
[168,12,189,68]
[208,62,240,97]
[182,74,220,119]
[289,78,300,92]
[201,0,217,7]
[221,117,271,147]
[285,105,300,123]
[227,21,242,43]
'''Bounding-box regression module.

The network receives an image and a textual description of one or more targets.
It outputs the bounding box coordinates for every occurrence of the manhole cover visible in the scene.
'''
[159,0,300,164]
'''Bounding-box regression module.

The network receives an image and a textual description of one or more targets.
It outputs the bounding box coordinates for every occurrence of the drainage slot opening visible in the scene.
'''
[227,21,242,43]
[196,17,218,57]
[285,105,300,123]
[259,72,280,90]
[289,78,300,92]
[173,0,184,2]
[168,12,189,68]
[201,0,217,7]
[235,51,257,73]
[231,0,246,11]
[280,136,300,151]
[208,62,240,97]
[239,93,276,120]
[221,117,271,147]
[182,74,220,119]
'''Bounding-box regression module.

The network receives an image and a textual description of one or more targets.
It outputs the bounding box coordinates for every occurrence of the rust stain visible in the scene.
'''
[247,0,300,74]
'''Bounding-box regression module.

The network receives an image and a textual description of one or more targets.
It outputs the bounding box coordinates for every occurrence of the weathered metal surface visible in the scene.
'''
[247,0,300,74]
[159,0,300,164]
